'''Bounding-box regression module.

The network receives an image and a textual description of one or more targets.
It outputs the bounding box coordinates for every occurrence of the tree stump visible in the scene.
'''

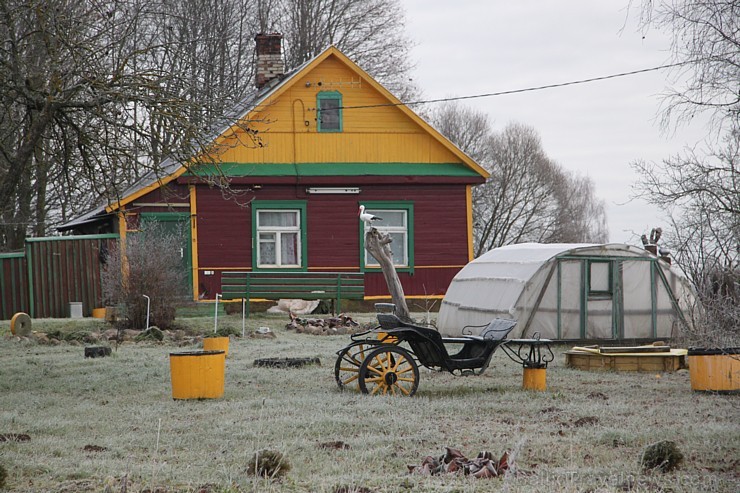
[364,228,411,321]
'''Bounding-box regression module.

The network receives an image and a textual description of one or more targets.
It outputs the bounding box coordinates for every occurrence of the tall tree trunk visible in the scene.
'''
[364,228,410,321]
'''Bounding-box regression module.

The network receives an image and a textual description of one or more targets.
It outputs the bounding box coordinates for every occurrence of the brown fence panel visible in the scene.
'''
[25,234,118,318]
[0,253,29,319]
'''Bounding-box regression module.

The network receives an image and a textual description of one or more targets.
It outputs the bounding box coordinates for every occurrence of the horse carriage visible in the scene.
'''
[334,305,554,396]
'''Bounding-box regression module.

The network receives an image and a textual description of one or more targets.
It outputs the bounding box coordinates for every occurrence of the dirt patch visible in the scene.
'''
[254,357,321,368]
[587,391,609,400]
[320,440,350,450]
[334,487,374,493]
[83,444,108,452]
[0,433,30,442]
[539,406,562,414]
[572,416,600,427]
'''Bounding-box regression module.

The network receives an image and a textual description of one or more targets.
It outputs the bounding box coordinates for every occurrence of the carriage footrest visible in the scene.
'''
[502,336,555,369]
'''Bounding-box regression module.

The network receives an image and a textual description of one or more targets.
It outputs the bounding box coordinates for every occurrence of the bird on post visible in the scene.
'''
[359,205,382,225]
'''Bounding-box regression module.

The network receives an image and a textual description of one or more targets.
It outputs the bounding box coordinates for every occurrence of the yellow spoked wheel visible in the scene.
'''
[359,346,419,397]
[334,342,380,391]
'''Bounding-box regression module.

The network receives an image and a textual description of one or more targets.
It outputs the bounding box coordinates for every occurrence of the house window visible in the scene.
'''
[588,260,612,296]
[252,201,307,270]
[317,91,342,132]
[360,202,414,271]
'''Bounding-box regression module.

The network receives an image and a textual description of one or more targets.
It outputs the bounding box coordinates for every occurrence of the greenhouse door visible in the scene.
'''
[584,259,616,339]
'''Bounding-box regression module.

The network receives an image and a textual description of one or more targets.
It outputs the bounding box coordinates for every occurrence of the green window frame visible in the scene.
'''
[588,259,612,296]
[359,201,414,273]
[317,91,343,132]
[251,200,307,271]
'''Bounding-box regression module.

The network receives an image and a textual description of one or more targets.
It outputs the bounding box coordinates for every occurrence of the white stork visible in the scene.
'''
[359,205,382,224]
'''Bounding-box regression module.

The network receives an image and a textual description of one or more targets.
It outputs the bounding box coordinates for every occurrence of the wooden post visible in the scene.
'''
[364,228,411,321]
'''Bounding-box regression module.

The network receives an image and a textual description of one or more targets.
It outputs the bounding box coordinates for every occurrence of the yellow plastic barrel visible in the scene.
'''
[91,308,106,319]
[523,367,547,391]
[169,350,226,399]
[688,348,739,392]
[203,336,230,357]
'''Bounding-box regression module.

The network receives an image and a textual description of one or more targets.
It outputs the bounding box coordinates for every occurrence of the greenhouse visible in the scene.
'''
[437,243,695,341]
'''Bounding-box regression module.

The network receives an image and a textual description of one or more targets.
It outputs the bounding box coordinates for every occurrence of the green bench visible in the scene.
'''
[220,271,365,316]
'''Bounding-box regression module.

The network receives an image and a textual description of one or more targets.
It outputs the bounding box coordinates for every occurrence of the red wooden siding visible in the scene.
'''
[193,182,469,298]
[364,269,461,298]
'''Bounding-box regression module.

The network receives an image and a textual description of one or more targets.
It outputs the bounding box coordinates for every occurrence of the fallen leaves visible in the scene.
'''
[286,313,361,335]
[408,446,514,478]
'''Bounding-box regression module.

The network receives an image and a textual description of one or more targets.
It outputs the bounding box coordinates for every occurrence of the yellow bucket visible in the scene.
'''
[523,367,547,391]
[688,349,740,392]
[203,336,230,357]
[169,350,226,399]
[91,308,106,319]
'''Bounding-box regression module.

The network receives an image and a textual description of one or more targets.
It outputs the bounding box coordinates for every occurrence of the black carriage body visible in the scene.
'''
[335,311,522,396]
[375,314,516,374]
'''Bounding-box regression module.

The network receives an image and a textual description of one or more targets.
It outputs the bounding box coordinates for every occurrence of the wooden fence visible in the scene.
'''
[0,234,118,319]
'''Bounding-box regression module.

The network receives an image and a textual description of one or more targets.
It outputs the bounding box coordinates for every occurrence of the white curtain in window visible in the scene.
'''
[256,210,300,267]
[259,211,297,227]
[259,233,276,265]
[281,232,299,265]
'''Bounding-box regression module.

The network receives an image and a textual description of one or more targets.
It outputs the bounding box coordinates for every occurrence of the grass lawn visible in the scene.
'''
[0,313,738,492]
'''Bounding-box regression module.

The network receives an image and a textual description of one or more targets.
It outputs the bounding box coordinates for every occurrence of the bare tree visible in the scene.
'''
[632,131,739,341]
[0,0,235,250]
[276,0,416,96]
[473,124,562,254]
[428,102,490,162]
[631,0,739,130]
[0,0,418,250]
[550,171,610,243]
[431,104,609,255]
[629,0,738,342]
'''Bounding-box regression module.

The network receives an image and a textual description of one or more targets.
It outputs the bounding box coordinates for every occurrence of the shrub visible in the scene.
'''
[101,223,187,330]
[641,440,683,473]
[681,267,740,348]
[247,449,290,479]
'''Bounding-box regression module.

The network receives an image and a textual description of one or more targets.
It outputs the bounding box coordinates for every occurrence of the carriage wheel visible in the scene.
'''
[334,341,380,390]
[358,346,419,397]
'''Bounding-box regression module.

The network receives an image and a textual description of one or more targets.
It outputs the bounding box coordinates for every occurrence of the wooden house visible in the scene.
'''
[60,34,488,303]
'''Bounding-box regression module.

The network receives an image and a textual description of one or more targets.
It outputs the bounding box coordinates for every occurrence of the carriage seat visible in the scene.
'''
[463,318,518,342]
[377,313,417,331]
[374,313,516,372]
[377,314,516,343]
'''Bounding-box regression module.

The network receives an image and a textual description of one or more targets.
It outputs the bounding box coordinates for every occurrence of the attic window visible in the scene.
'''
[317,91,342,132]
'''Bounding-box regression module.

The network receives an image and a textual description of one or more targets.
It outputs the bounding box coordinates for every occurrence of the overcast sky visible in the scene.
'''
[402,0,708,244]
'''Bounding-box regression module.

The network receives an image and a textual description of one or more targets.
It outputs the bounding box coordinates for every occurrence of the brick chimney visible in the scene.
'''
[255,33,284,89]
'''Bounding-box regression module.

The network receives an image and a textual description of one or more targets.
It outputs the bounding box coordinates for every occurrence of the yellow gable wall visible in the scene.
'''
[215,55,461,164]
